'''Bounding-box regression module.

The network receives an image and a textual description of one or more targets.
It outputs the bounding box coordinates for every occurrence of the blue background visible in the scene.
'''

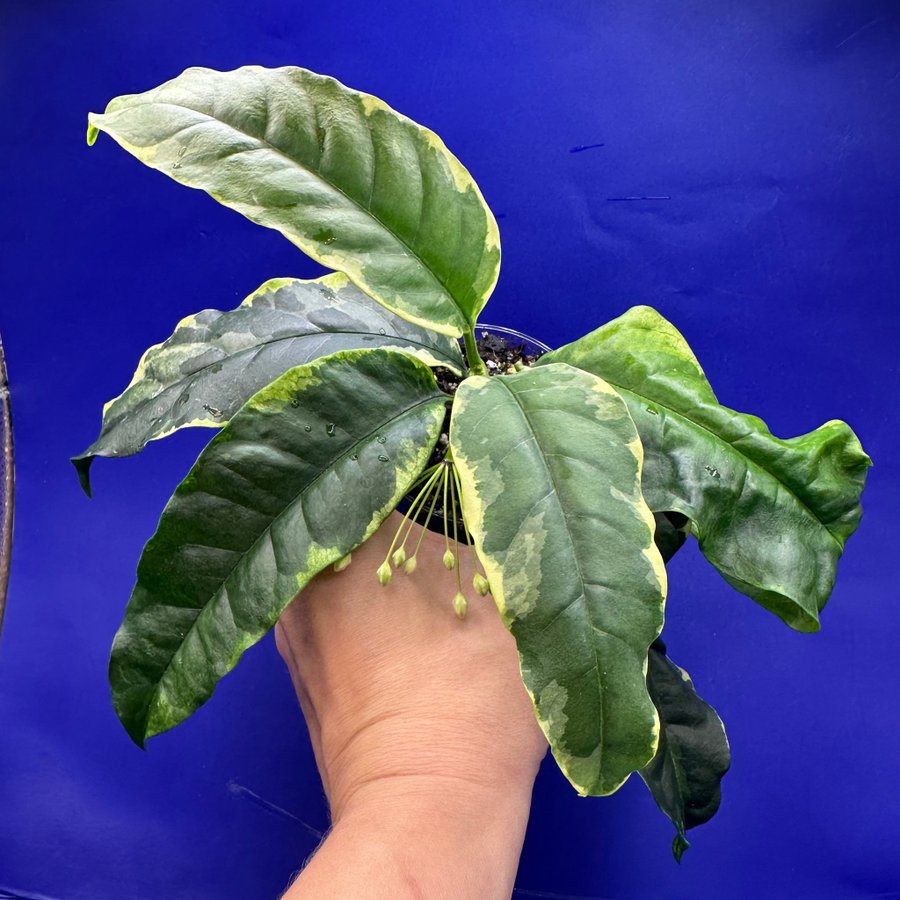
[1,1,898,898]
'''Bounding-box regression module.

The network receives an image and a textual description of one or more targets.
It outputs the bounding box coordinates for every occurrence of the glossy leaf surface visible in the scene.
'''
[88,66,500,336]
[538,306,871,632]
[72,273,462,495]
[450,363,667,795]
[110,348,445,745]
[641,640,731,862]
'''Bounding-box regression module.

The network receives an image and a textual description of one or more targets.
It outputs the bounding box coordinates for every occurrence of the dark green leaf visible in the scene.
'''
[450,363,666,795]
[654,511,689,564]
[641,640,731,861]
[110,348,446,745]
[72,273,462,495]
[538,306,871,632]
[88,66,501,336]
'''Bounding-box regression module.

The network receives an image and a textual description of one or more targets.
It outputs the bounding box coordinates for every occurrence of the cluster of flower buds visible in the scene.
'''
[372,456,490,617]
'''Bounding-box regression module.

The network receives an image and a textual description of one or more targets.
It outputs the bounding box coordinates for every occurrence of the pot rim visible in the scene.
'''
[472,322,553,355]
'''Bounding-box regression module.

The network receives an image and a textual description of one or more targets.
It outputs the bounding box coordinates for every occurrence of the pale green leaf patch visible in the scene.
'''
[87,66,501,336]
[72,273,463,495]
[110,348,446,745]
[538,306,871,632]
[450,363,667,795]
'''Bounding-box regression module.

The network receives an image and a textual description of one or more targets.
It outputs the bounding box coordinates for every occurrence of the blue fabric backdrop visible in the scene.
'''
[1,1,898,897]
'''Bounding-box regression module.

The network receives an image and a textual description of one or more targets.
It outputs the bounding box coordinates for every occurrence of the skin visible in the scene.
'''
[275,510,548,899]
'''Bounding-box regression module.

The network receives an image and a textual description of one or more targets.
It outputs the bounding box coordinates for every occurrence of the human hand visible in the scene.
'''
[275,509,548,898]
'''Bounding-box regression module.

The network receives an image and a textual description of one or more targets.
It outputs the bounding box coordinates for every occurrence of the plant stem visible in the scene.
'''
[463,328,488,377]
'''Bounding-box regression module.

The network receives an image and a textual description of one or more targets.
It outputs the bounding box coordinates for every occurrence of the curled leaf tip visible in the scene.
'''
[333,553,352,573]
[71,455,94,498]
[377,561,392,586]
[86,120,100,146]
[672,833,690,863]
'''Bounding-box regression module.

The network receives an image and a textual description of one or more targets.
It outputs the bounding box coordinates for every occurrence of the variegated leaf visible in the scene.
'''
[72,273,462,495]
[450,363,667,795]
[88,66,501,336]
[538,306,871,632]
[110,348,445,745]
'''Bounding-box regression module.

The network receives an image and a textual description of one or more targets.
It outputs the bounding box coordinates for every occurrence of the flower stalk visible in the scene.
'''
[375,455,487,617]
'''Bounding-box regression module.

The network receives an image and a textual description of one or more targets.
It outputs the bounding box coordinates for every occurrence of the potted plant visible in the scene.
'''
[74,65,870,859]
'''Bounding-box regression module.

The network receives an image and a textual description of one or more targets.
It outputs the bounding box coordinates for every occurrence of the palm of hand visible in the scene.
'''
[275,511,548,821]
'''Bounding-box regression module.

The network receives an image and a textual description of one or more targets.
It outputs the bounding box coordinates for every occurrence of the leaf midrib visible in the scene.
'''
[609,382,844,552]
[494,377,613,773]
[142,390,443,729]
[113,99,469,326]
[106,327,460,428]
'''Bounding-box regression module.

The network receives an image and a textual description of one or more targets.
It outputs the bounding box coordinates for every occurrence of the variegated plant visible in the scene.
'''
[75,66,871,859]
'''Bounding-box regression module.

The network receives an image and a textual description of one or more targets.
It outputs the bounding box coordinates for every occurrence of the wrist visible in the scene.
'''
[331,772,536,899]
[318,706,544,824]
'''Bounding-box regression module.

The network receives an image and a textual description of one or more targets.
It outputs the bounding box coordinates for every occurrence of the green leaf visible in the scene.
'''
[641,639,731,862]
[110,348,446,745]
[72,272,463,495]
[653,511,690,564]
[88,66,501,336]
[537,306,871,632]
[450,363,667,795]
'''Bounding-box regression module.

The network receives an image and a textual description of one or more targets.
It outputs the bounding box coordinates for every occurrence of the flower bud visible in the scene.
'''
[453,592,468,619]
[403,556,417,575]
[333,553,352,573]
[443,549,456,570]
[473,573,490,596]
[391,547,407,567]
[377,561,392,586]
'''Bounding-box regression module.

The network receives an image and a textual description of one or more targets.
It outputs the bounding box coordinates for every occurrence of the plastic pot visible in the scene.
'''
[398,323,552,537]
